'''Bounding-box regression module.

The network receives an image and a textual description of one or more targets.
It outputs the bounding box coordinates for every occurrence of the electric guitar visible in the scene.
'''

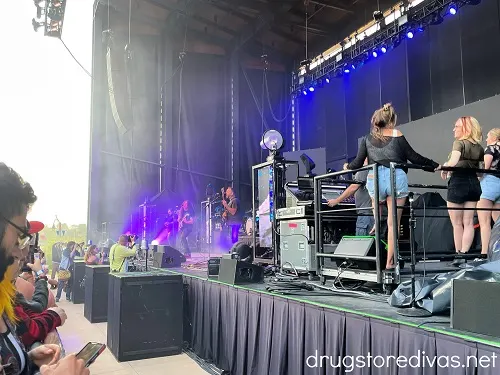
[179,213,191,229]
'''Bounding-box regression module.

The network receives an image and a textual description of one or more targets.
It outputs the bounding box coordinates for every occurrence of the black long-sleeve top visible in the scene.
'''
[347,134,439,172]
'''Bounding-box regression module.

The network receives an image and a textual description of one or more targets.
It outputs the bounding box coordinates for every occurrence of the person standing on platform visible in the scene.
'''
[345,103,440,270]
[441,117,484,265]
[221,187,242,244]
[178,201,195,259]
[477,128,500,257]
[109,235,138,273]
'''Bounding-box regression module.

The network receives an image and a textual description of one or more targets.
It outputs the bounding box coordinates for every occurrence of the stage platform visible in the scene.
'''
[149,254,500,375]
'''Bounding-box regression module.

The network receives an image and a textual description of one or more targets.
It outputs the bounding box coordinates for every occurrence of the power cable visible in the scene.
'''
[60,39,92,77]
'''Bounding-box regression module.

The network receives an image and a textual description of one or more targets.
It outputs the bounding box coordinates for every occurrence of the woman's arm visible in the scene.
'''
[400,136,440,169]
[346,137,368,170]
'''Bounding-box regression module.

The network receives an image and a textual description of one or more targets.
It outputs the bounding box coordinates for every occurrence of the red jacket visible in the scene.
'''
[14,305,62,346]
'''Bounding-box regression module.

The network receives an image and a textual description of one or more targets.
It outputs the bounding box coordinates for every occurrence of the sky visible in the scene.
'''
[0,0,93,226]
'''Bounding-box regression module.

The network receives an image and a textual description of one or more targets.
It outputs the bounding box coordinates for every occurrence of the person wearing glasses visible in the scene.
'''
[0,163,89,375]
[441,117,484,265]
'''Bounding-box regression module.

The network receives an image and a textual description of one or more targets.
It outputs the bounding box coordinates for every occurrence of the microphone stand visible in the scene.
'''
[397,192,431,317]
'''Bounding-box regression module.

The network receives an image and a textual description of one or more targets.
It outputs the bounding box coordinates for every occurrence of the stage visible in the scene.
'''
[150,254,500,375]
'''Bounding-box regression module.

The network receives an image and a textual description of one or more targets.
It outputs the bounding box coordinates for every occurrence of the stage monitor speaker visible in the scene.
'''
[152,246,185,268]
[333,236,386,270]
[218,258,264,285]
[451,279,500,337]
[84,265,109,323]
[107,272,183,362]
[207,257,221,277]
[71,259,86,304]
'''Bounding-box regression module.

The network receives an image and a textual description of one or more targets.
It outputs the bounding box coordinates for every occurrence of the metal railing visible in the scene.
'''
[314,164,387,284]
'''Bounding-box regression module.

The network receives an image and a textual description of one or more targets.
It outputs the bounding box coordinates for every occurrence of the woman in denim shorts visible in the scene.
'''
[477,128,500,256]
[346,104,440,270]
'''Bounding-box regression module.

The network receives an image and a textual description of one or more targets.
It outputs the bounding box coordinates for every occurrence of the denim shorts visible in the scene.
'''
[356,215,375,236]
[480,174,500,203]
[366,166,409,202]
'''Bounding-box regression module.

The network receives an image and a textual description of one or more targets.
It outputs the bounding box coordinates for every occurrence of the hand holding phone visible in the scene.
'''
[76,342,106,367]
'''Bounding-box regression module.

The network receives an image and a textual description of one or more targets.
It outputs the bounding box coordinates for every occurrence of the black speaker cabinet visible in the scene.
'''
[107,272,183,362]
[333,236,387,270]
[218,258,264,285]
[71,259,86,304]
[152,246,185,268]
[451,279,500,337]
[84,265,109,323]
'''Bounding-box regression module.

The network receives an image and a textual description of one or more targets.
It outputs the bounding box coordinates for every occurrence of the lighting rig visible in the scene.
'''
[291,0,481,96]
[31,0,67,38]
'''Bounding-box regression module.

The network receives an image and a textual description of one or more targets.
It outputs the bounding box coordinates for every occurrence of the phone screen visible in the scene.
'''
[76,342,106,366]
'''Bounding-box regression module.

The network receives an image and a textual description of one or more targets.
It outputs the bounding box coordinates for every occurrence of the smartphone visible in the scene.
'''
[76,342,106,367]
[34,253,40,261]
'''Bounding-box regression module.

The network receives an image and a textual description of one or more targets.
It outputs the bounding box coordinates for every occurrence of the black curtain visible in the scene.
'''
[298,0,500,163]
[238,67,289,210]
[168,52,228,206]
[88,8,161,242]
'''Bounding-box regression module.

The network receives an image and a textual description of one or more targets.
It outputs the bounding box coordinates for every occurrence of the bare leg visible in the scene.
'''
[477,199,493,254]
[385,196,407,268]
[493,203,500,224]
[448,202,464,252]
[461,201,477,253]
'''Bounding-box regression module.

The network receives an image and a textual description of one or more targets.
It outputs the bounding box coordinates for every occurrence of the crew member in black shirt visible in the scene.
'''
[178,200,194,258]
[346,103,440,269]
[221,187,242,244]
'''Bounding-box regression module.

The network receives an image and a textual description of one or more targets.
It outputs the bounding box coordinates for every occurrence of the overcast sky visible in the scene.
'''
[0,0,92,226]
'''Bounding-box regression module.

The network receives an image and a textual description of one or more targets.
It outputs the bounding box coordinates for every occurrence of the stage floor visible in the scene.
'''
[161,252,500,349]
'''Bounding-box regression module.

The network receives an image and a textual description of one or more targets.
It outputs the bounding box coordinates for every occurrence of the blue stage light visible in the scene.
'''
[303,90,307,96]
[351,64,356,70]
[344,68,350,74]
[372,51,378,58]
[325,77,330,83]
[381,47,387,53]
[449,4,457,15]
[309,87,315,92]
[407,31,414,39]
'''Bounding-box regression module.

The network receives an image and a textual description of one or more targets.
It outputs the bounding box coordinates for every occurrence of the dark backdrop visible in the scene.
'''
[238,67,290,211]
[88,26,161,242]
[297,0,500,169]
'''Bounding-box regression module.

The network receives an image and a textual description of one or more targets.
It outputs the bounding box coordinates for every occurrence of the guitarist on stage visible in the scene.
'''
[221,187,242,244]
[178,200,195,258]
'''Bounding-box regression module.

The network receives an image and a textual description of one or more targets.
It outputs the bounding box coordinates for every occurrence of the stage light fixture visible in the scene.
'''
[309,86,315,92]
[373,11,384,22]
[302,90,307,96]
[381,46,387,53]
[407,31,414,39]
[344,68,350,74]
[449,3,457,15]
[325,77,330,83]
[372,51,378,58]
[260,130,284,152]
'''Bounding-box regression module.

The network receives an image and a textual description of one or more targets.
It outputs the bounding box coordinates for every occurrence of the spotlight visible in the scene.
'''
[260,130,284,152]
[351,64,356,70]
[344,68,350,74]
[325,77,330,84]
[373,10,384,22]
[381,46,387,53]
[449,3,457,15]
[32,18,45,32]
[407,31,414,39]
[372,51,378,58]
[302,90,307,96]
[309,87,315,92]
